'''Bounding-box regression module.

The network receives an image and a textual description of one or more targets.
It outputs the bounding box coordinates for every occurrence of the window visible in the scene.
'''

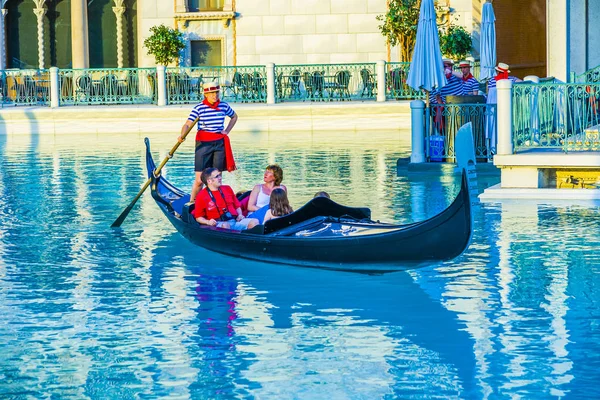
[191,40,222,67]
[188,0,224,12]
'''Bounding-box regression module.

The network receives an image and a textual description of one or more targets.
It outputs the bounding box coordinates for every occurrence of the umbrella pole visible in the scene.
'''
[425,90,430,161]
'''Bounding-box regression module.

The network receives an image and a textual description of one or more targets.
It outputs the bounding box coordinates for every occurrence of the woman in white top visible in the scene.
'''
[247,164,287,222]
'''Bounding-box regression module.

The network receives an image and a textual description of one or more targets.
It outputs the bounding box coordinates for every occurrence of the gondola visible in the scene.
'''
[145,138,473,272]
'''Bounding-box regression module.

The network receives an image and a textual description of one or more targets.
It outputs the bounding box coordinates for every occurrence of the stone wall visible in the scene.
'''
[235,0,387,65]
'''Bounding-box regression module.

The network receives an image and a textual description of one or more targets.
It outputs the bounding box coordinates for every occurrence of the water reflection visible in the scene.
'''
[1,132,600,398]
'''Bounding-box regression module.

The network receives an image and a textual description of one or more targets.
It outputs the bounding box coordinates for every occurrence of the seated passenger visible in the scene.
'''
[263,188,294,224]
[193,167,259,230]
[314,191,330,199]
[247,164,287,222]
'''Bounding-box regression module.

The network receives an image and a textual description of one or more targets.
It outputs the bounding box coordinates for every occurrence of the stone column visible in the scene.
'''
[156,65,167,106]
[113,0,126,68]
[376,60,386,102]
[49,66,59,107]
[71,0,90,68]
[410,100,426,163]
[496,79,513,155]
[175,0,188,13]
[0,6,7,70]
[265,63,275,104]
[33,0,46,70]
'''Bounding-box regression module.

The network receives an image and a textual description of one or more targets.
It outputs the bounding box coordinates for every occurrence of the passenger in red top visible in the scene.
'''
[194,168,259,230]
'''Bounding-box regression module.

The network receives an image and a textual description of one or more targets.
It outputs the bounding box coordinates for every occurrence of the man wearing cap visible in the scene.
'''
[178,81,238,202]
[458,61,479,95]
[487,62,521,90]
[429,59,464,104]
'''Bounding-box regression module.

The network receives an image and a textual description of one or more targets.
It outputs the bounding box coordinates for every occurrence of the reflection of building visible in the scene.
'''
[0,0,597,81]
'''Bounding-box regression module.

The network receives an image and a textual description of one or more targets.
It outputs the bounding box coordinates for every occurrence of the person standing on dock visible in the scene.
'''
[178,81,238,202]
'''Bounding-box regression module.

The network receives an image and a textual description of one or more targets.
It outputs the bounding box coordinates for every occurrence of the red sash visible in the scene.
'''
[196,130,236,172]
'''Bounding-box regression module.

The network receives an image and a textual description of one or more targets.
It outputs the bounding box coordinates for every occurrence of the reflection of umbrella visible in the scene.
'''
[479,1,496,81]
[406,0,446,93]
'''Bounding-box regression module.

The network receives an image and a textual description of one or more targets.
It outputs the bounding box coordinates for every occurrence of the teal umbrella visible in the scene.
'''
[406,0,446,93]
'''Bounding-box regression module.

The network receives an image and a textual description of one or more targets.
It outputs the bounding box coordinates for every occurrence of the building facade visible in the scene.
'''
[0,0,597,81]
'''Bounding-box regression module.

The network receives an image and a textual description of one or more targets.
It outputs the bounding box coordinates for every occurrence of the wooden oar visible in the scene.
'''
[111,116,199,228]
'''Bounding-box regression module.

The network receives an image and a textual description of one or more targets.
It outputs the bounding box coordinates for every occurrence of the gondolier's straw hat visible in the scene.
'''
[203,81,220,93]
[495,63,511,73]
[458,60,471,68]
[442,58,454,65]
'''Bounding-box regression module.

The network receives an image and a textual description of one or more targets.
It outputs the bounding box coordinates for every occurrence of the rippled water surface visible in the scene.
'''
[1,131,600,399]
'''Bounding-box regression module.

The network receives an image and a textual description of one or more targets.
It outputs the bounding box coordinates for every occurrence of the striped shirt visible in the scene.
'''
[462,76,480,94]
[429,75,464,104]
[188,101,235,133]
[487,76,519,89]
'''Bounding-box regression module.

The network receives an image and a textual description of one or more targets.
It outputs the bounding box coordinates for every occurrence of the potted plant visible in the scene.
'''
[439,24,472,61]
[143,24,186,66]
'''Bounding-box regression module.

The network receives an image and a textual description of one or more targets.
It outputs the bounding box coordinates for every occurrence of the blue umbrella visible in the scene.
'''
[479,1,496,81]
[406,0,446,93]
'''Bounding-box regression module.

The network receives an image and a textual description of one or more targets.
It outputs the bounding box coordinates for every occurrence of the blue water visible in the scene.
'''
[1,131,600,399]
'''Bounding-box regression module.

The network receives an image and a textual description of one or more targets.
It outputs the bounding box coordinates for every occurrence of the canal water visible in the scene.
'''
[0,131,599,398]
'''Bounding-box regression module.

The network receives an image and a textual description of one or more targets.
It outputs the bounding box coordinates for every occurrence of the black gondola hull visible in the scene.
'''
[145,139,472,272]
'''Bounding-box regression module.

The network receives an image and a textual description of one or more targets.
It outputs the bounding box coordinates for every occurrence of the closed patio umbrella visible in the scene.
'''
[406,0,446,95]
[479,1,496,81]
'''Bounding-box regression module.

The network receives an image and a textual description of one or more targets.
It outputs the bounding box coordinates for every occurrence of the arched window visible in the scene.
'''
[6,0,72,68]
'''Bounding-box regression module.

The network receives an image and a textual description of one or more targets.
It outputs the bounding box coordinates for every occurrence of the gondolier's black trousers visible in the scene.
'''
[195,139,225,172]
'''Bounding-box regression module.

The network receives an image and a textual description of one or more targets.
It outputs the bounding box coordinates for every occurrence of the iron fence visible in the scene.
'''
[513,83,600,152]
[274,63,377,102]
[385,62,425,100]
[0,69,50,106]
[427,103,497,161]
[165,66,267,104]
[58,68,157,105]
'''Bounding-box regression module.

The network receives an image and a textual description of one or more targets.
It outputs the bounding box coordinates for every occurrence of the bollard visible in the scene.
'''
[157,65,167,106]
[496,79,513,155]
[376,60,386,102]
[410,100,426,163]
[266,62,275,104]
[49,67,60,108]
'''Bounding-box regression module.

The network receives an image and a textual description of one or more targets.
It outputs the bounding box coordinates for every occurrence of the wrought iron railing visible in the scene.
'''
[513,83,600,152]
[574,65,600,84]
[0,69,50,106]
[273,63,377,102]
[58,68,157,105]
[385,62,425,100]
[427,102,497,161]
[165,66,267,104]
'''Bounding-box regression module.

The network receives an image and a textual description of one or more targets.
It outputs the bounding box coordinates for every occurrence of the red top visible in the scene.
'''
[193,185,240,220]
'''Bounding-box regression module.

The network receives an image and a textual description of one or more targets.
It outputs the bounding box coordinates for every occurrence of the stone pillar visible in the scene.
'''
[410,100,426,163]
[496,79,513,155]
[376,60,386,102]
[265,63,275,104]
[33,0,46,70]
[113,0,126,68]
[156,65,167,106]
[0,7,7,70]
[71,0,90,68]
[49,66,59,107]
[175,0,188,13]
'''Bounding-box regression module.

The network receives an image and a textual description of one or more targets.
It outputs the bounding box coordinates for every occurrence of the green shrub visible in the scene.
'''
[143,24,186,66]
[439,25,472,61]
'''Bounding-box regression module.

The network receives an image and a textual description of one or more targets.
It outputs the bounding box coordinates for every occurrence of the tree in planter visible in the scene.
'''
[143,24,186,66]
[376,0,421,62]
[439,24,472,62]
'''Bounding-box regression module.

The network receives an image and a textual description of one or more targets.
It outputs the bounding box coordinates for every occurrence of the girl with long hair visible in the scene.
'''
[263,188,293,224]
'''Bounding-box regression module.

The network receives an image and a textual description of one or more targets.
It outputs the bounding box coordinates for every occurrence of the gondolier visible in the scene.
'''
[178,81,238,202]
